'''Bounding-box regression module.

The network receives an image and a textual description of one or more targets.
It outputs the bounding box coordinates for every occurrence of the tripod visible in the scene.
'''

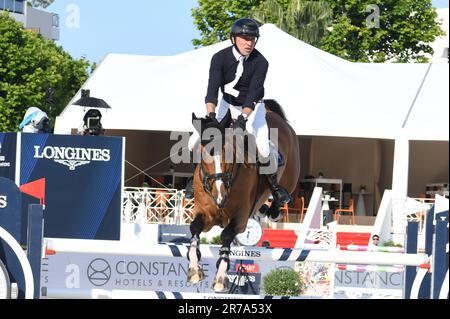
[228,260,257,295]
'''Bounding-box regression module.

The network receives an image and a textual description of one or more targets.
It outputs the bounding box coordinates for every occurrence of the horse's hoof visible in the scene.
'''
[212,276,230,293]
[187,266,205,283]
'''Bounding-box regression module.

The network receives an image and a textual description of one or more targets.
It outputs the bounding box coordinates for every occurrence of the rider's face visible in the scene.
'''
[234,35,256,56]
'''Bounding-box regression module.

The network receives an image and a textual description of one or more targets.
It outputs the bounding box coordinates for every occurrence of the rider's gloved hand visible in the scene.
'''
[205,112,218,125]
[234,114,247,131]
[206,112,216,120]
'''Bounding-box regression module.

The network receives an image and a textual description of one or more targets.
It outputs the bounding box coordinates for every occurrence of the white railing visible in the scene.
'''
[122,187,194,225]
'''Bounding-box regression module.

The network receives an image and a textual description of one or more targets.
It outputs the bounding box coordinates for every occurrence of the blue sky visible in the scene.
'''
[48,0,200,63]
[48,0,449,64]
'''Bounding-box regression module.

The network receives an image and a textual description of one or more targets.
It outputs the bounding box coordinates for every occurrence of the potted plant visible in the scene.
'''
[262,268,304,296]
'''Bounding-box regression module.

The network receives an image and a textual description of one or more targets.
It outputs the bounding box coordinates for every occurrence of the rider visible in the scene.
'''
[187,18,290,204]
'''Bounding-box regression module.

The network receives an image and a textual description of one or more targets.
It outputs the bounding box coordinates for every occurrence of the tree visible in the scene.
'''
[0,13,90,132]
[252,0,333,47]
[191,0,265,47]
[28,0,55,8]
[191,0,444,62]
[320,0,445,62]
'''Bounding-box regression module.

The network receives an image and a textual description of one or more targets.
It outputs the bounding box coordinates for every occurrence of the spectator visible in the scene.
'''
[372,234,380,246]
[261,240,271,248]
[19,107,51,133]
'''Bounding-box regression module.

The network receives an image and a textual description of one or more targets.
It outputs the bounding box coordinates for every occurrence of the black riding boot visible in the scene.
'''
[266,173,290,204]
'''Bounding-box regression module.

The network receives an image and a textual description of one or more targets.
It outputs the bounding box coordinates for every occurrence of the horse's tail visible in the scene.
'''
[264,99,288,122]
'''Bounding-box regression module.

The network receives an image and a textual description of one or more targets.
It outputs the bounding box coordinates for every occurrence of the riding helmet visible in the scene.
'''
[230,18,260,38]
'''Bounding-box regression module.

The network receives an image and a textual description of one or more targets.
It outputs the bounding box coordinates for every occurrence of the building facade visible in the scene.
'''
[1,0,59,41]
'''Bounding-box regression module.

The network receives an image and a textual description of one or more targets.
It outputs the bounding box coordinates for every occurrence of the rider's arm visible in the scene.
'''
[243,58,269,112]
[205,52,223,112]
[206,102,217,115]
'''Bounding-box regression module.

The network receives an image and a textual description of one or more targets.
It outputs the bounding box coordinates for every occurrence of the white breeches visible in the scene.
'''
[188,99,271,158]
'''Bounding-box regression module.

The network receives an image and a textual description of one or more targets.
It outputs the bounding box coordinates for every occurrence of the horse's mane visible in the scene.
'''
[264,99,288,122]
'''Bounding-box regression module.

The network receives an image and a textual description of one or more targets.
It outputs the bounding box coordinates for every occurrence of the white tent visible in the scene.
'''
[54,24,449,202]
[55,24,448,141]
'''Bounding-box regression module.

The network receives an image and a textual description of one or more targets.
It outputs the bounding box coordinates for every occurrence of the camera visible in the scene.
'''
[83,109,104,136]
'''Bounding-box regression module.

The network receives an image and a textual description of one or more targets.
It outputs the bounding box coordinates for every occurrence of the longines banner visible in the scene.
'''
[0,133,17,181]
[20,133,123,240]
[0,133,123,241]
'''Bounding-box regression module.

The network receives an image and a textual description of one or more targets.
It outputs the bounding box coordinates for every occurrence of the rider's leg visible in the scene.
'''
[249,102,290,204]
[217,99,241,121]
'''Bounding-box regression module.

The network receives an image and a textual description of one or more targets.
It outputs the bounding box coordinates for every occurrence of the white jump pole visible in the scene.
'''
[45,238,428,267]
[42,288,260,299]
[41,287,316,299]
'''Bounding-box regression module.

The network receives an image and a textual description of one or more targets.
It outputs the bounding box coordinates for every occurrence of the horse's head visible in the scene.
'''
[192,110,235,208]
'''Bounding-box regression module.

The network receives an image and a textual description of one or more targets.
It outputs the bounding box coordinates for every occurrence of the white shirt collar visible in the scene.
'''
[232,47,248,61]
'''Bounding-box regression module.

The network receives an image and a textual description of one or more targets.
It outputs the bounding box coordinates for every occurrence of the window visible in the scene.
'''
[52,14,59,27]
[14,0,24,14]
[4,0,14,11]
[0,0,24,14]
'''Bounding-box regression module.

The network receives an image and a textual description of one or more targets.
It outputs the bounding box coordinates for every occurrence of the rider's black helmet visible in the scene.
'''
[230,18,260,38]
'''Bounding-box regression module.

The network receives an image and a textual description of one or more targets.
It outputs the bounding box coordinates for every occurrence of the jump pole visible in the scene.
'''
[44,238,428,267]
[41,287,315,299]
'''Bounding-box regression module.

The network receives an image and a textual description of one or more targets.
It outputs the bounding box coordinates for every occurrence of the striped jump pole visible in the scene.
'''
[44,238,428,267]
[336,264,405,273]
[338,245,405,253]
[41,287,318,299]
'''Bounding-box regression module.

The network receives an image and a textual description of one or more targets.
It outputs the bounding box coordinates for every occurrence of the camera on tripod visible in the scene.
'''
[82,109,104,136]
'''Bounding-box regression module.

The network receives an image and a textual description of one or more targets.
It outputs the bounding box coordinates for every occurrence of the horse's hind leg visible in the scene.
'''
[212,221,238,292]
[187,213,205,283]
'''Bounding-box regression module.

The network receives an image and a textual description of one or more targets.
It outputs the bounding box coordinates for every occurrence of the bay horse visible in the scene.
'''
[187,99,300,292]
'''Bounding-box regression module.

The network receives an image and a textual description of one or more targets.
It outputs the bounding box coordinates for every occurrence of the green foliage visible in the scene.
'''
[191,0,265,47]
[383,240,404,248]
[262,268,304,296]
[200,235,221,244]
[320,0,445,62]
[252,0,333,47]
[191,0,444,62]
[0,13,90,132]
[210,235,221,245]
[28,0,55,8]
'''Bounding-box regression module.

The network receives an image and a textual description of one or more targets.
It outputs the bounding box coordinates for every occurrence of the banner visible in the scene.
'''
[0,177,22,240]
[42,252,216,294]
[19,133,123,240]
[0,133,17,181]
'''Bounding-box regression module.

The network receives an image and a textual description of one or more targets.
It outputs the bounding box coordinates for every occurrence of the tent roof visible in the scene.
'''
[55,24,449,141]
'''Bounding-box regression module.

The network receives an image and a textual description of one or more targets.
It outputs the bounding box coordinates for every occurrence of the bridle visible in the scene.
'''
[199,146,241,199]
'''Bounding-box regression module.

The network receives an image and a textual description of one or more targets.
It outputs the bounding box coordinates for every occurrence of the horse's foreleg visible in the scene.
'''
[212,222,237,292]
[187,213,205,283]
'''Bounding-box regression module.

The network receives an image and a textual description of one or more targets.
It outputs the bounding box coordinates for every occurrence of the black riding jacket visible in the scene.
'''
[205,46,269,110]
